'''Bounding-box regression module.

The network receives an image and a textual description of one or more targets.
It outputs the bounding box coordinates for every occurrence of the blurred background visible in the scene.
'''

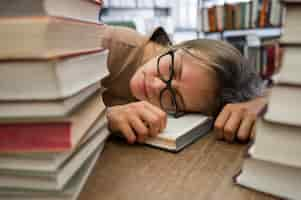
[100,0,283,80]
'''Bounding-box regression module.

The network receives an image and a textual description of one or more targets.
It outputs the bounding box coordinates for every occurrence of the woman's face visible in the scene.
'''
[130,49,219,114]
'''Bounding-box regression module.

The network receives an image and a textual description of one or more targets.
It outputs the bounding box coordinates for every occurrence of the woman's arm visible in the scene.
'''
[214,95,268,143]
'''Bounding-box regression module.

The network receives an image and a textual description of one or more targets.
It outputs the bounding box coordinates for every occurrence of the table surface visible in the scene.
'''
[79,132,280,200]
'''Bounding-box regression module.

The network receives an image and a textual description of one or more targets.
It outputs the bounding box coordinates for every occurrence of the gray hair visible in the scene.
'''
[171,39,264,116]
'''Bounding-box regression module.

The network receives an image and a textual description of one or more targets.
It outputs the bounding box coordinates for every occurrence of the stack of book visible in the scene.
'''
[0,1,110,200]
[236,1,301,199]
[201,0,283,33]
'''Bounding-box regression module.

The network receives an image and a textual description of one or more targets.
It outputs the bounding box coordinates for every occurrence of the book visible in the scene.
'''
[0,114,109,172]
[0,49,108,101]
[0,83,99,120]
[250,119,301,168]
[0,91,105,153]
[0,16,106,59]
[144,114,213,152]
[0,143,104,200]
[251,0,259,28]
[0,0,100,23]
[275,45,301,85]
[208,6,217,32]
[259,0,269,28]
[236,158,301,200]
[264,85,301,126]
[0,127,107,190]
[281,3,301,44]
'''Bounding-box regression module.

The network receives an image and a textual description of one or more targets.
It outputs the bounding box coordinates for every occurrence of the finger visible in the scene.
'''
[236,116,256,142]
[119,122,136,144]
[143,102,167,133]
[138,108,161,137]
[223,111,243,143]
[128,115,149,143]
[214,108,231,140]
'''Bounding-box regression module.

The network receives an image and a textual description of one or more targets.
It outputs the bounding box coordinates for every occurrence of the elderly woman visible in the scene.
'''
[101,25,267,144]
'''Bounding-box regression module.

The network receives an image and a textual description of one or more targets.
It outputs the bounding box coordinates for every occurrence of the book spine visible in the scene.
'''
[0,123,71,153]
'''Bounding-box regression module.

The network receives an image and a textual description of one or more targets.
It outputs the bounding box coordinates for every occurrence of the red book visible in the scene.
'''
[0,91,105,153]
[266,45,276,77]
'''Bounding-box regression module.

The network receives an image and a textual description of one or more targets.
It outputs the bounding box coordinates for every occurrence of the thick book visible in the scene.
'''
[0,114,109,172]
[0,143,103,200]
[251,119,301,168]
[0,16,106,59]
[280,4,301,44]
[144,114,213,152]
[0,0,100,23]
[264,85,301,126]
[275,45,301,85]
[0,83,99,120]
[0,127,107,190]
[0,49,108,101]
[236,158,301,200]
[0,91,105,153]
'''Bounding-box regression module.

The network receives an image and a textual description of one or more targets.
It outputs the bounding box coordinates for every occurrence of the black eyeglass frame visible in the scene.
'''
[157,49,185,118]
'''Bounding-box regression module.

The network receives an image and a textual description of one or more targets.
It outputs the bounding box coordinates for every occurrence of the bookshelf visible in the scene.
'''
[197,0,283,80]
[205,27,282,38]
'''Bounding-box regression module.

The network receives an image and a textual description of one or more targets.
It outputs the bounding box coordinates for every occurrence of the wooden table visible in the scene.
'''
[79,132,279,200]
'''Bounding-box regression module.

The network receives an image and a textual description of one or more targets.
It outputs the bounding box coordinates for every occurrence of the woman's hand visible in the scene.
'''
[106,101,167,144]
[214,96,268,143]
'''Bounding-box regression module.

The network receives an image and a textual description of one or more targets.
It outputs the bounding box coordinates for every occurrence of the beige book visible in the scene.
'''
[251,119,301,168]
[0,0,100,23]
[264,85,301,126]
[0,16,106,59]
[281,4,301,44]
[275,45,301,85]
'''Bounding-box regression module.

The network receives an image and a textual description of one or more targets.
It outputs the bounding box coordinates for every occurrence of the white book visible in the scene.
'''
[0,0,100,23]
[236,158,301,200]
[0,126,109,190]
[0,143,104,200]
[270,0,281,26]
[0,49,108,101]
[0,114,109,172]
[145,114,213,152]
[0,83,99,120]
[251,119,301,168]
[251,0,258,28]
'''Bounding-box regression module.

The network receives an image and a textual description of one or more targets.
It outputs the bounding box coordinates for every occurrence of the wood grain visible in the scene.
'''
[79,132,280,200]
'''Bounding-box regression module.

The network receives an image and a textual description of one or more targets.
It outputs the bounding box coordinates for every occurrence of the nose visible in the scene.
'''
[148,77,166,97]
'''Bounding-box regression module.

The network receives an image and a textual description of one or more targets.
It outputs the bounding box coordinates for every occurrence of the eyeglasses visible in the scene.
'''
[157,49,185,118]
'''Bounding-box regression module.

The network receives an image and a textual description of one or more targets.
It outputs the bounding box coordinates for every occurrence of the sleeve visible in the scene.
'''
[101,25,148,83]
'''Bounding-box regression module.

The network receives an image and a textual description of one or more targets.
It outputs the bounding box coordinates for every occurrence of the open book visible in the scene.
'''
[145,114,213,152]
